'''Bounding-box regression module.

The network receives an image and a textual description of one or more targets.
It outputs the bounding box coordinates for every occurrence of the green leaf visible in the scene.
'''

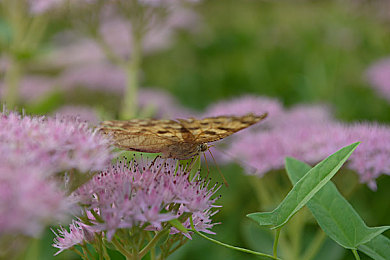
[358,235,390,260]
[247,142,360,229]
[168,219,188,234]
[285,157,390,253]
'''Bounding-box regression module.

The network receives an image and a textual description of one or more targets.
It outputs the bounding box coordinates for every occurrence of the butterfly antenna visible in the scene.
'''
[208,146,229,187]
[148,155,160,170]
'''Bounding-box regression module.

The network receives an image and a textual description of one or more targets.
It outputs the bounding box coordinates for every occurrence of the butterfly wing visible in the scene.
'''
[99,119,195,153]
[178,113,267,144]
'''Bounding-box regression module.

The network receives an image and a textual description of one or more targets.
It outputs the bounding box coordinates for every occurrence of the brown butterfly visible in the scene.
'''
[98,113,267,160]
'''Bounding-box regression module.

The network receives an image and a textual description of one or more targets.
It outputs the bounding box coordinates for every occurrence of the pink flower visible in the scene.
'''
[204,95,282,119]
[138,88,198,118]
[74,157,220,240]
[28,0,65,14]
[0,110,114,237]
[53,105,100,125]
[366,57,390,102]
[59,63,126,94]
[0,166,70,236]
[205,95,390,189]
[0,111,113,174]
[0,75,56,103]
[52,220,95,255]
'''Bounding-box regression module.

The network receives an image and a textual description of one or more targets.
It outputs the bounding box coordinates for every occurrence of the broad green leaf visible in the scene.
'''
[358,235,390,260]
[247,142,359,229]
[285,157,390,253]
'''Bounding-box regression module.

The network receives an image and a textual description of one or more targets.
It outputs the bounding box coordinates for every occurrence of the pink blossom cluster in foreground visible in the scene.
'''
[53,158,220,255]
[0,111,113,236]
[366,57,390,102]
[205,95,390,190]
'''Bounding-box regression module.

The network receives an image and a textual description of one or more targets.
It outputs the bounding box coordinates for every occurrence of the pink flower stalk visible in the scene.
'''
[366,57,390,102]
[46,6,200,67]
[73,157,220,240]
[0,111,113,174]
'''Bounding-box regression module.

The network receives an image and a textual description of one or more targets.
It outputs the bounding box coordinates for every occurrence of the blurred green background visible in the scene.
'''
[2,0,390,259]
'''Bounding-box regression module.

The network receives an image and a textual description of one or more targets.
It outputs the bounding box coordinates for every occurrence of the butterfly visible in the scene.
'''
[98,113,267,160]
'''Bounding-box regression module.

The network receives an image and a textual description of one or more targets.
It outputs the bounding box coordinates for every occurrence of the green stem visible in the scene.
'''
[352,249,361,260]
[146,232,156,260]
[120,26,143,119]
[112,237,133,259]
[138,228,169,258]
[81,245,93,260]
[273,228,281,258]
[189,217,279,260]
[301,229,326,260]
[71,247,88,260]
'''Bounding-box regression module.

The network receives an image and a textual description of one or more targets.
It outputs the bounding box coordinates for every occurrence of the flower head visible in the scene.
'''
[0,165,70,236]
[366,57,390,102]
[221,101,390,189]
[0,110,114,237]
[74,157,220,240]
[52,220,95,255]
[0,111,113,174]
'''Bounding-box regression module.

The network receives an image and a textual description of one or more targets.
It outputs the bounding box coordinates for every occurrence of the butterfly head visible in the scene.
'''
[199,143,208,153]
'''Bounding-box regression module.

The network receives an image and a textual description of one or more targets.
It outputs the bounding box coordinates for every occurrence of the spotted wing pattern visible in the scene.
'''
[178,113,268,144]
[99,113,267,158]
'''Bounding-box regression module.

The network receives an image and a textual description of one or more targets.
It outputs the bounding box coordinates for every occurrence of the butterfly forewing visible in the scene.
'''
[178,113,268,144]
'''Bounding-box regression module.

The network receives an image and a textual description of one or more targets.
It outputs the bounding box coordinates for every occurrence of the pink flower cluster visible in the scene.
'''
[205,95,390,190]
[366,57,390,102]
[0,111,113,236]
[52,158,220,253]
[27,0,64,14]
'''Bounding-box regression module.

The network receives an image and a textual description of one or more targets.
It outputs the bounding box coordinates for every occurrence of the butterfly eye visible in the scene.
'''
[200,143,208,152]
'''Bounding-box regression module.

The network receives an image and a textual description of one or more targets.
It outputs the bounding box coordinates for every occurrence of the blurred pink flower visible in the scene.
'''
[366,57,390,102]
[28,0,64,14]
[46,7,200,67]
[206,95,390,189]
[204,95,282,118]
[139,88,198,118]
[59,63,126,94]
[0,75,56,103]
[0,111,113,175]
[74,157,220,240]
[0,110,114,237]
[226,114,390,190]
[53,105,100,125]
[0,165,70,236]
